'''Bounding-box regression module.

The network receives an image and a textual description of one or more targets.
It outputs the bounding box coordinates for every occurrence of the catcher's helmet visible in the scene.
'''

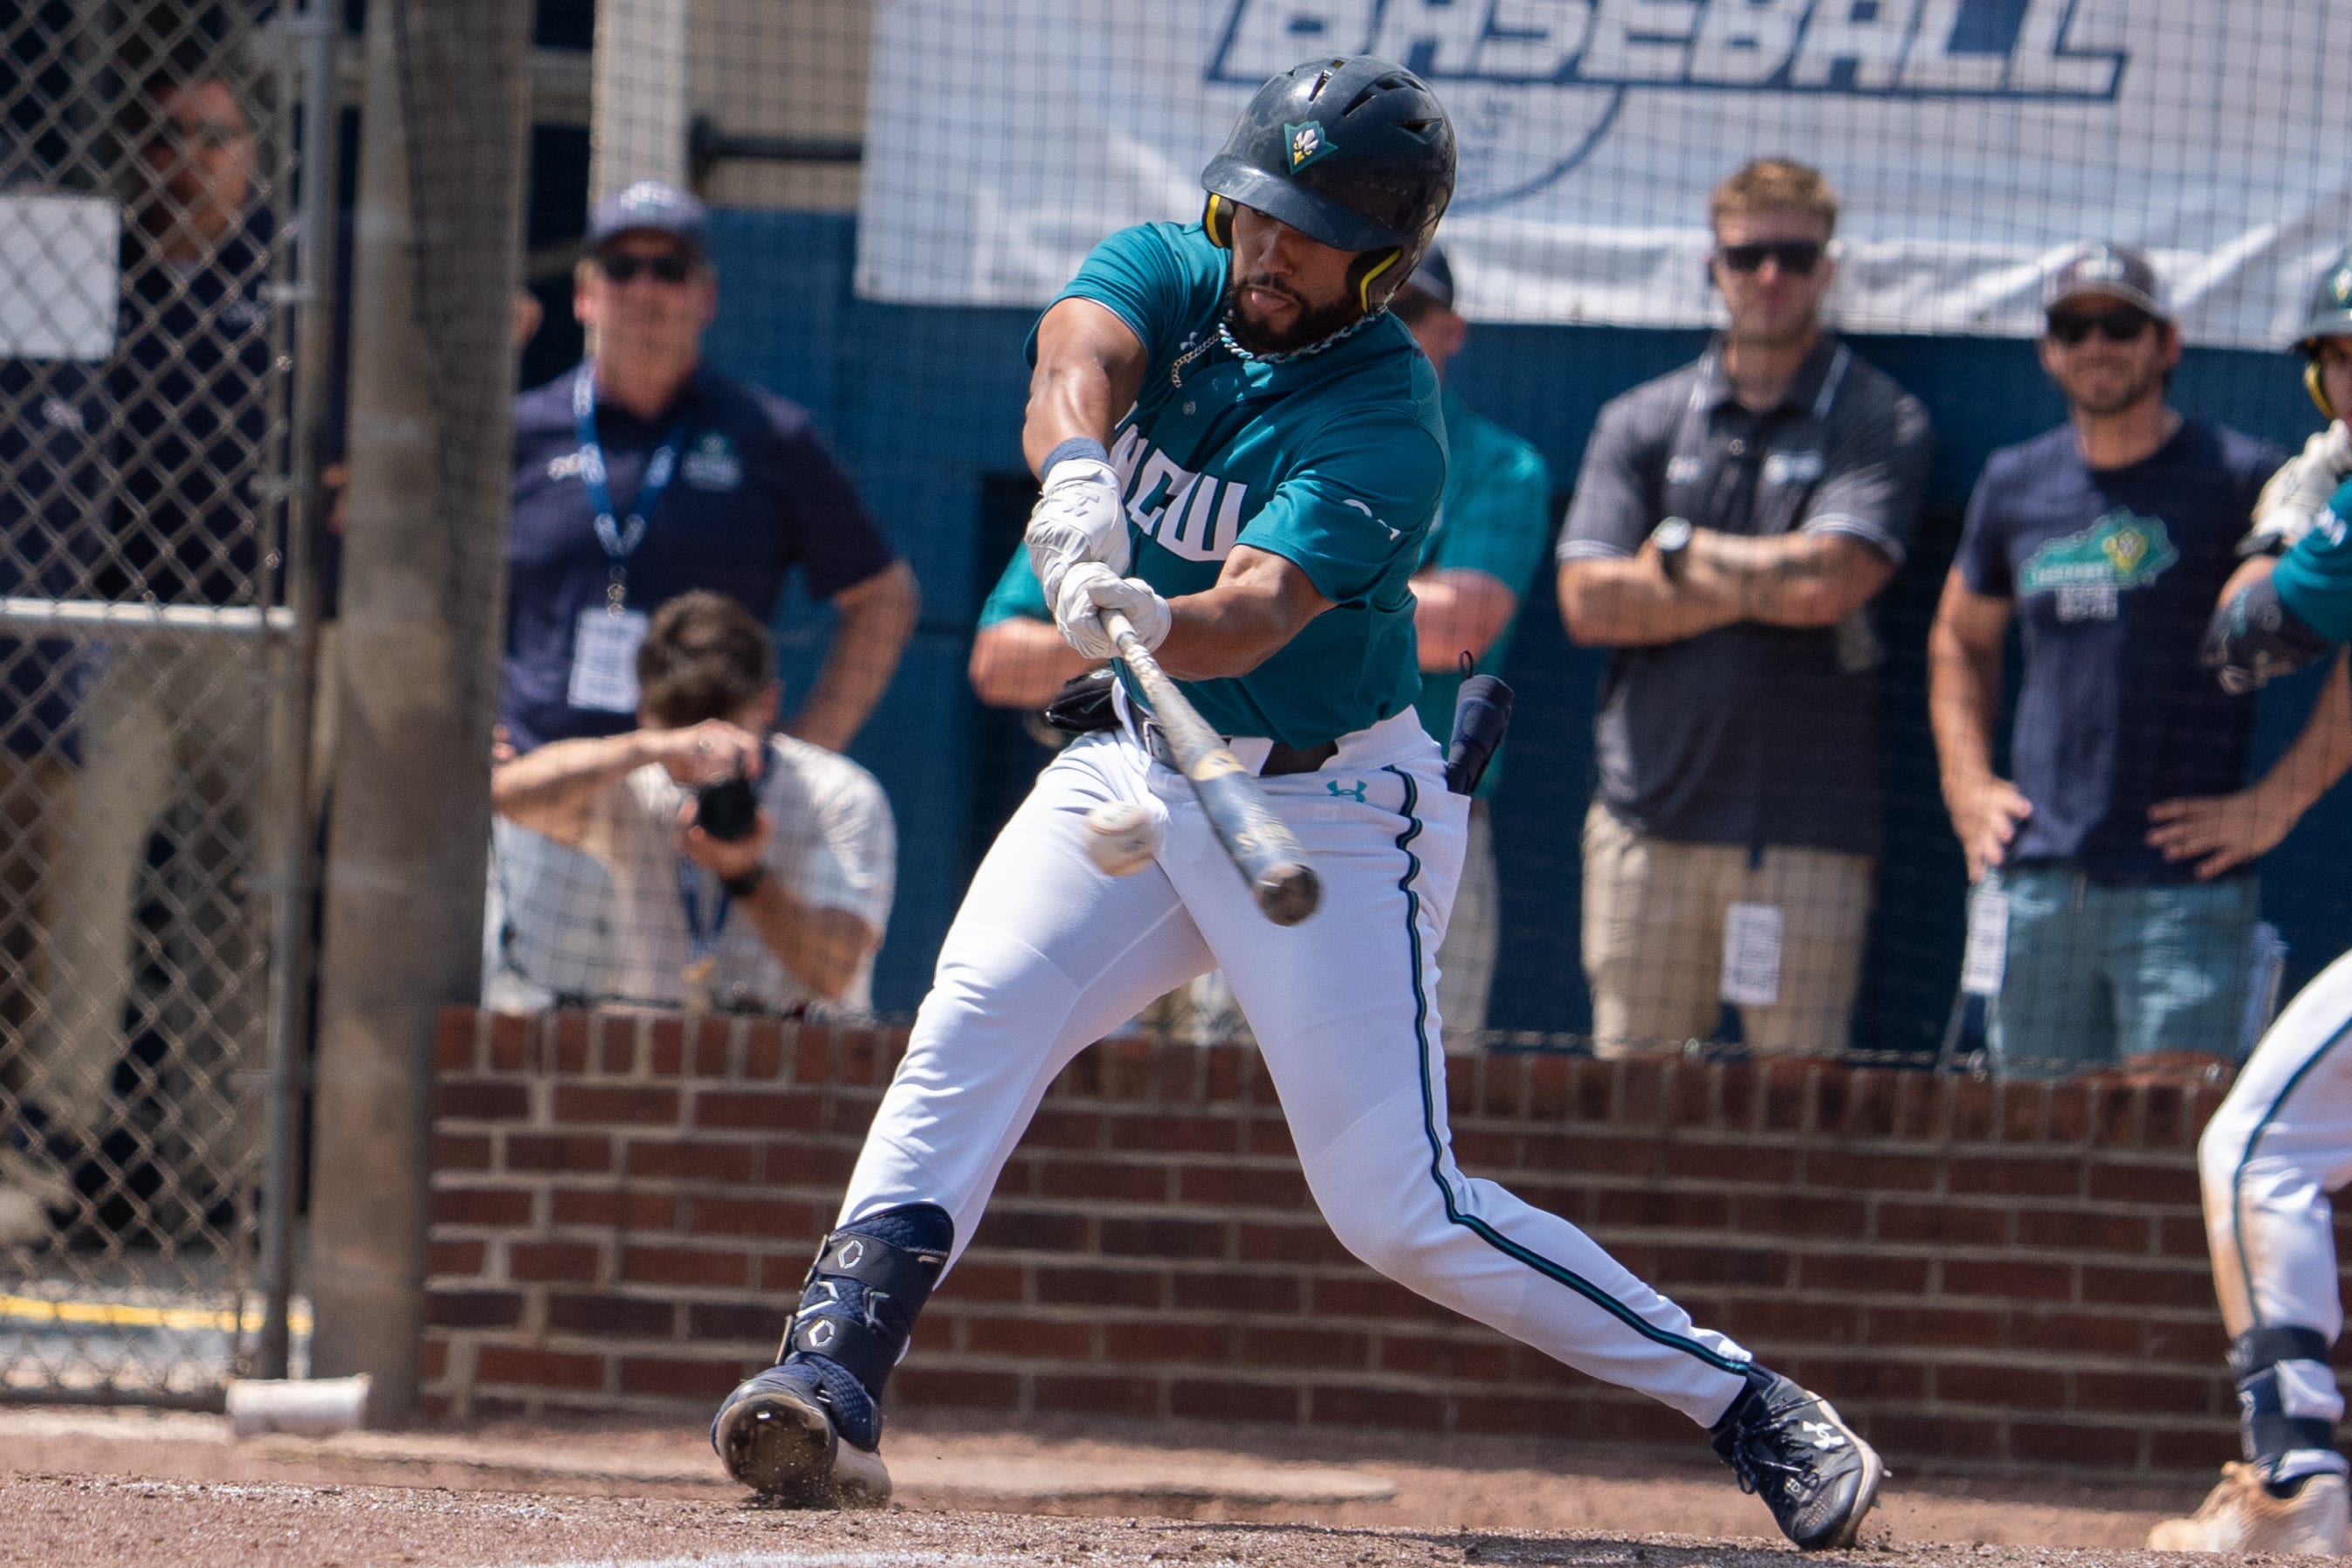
[2296,248,2352,418]
[1200,57,1455,312]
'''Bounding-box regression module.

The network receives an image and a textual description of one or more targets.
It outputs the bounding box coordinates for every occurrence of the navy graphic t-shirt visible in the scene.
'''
[1954,419,2283,884]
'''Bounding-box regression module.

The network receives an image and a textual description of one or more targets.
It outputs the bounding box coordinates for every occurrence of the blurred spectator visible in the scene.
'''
[10,67,276,1215]
[1556,158,1931,1058]
[1928,244,2297,1077]
[492,591,894,1015]
[504,180,916,758]
[1389,248,1554,1049]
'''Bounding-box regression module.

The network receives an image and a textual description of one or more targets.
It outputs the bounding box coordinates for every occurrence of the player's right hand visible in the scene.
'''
[1054,562,1170,662]
[1026,456,1129,605]
[2245,423,2352,556]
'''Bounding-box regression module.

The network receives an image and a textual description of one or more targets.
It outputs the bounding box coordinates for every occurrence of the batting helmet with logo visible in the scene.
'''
[1200,56,1455,313]
[2296,247,2352,418]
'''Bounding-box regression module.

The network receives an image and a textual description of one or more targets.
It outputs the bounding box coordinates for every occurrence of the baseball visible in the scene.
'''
[1083,801,1160,876]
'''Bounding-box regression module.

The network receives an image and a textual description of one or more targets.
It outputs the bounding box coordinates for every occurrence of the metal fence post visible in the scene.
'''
[307,0,531,1422]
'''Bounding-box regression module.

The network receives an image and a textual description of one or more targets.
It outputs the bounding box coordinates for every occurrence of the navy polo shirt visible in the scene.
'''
[1955,418,2284,884]
[503,364,896,752]
[105,207,277,606]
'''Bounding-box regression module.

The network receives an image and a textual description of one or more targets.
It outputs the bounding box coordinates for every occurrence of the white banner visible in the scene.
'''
[855,0,2352,347]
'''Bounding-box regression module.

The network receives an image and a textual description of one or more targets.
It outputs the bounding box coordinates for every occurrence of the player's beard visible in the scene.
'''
[1223,274,1364,355]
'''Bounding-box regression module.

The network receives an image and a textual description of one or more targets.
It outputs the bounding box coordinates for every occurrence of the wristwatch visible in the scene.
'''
[721,864,768,899]
[1650,516,1695,581]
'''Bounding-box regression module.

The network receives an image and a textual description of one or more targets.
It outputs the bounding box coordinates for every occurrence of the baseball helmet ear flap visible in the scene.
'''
[2309,357,2338,423]
[1203,193,1234,249]
[1348,246,1403,313]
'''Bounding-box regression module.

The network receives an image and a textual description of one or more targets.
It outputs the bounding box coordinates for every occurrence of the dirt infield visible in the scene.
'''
[0,1406,2267,1568]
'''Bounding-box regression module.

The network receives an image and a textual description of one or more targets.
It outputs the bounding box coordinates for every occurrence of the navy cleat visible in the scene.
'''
[709,1203,951,1507]
[711,1360,890,1506]
[1711,1367,1884,1551]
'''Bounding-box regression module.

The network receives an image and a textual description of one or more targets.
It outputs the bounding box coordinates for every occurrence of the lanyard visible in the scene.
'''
[573,363,693,612]
[676,857,732,964]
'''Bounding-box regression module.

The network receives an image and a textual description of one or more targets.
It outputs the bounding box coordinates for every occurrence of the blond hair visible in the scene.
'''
[1709,158,1838,237]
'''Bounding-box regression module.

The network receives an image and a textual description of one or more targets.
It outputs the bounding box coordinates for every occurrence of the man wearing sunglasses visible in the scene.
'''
[1929,244,2295,1078]
[503,181,917,760]
[1558,158,1931,1059]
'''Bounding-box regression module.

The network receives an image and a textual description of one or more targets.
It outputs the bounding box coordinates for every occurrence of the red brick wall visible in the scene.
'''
[425,1006,2292,1476]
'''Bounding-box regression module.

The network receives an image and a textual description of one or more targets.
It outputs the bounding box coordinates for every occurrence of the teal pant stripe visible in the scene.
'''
[2232,1014,2352,1330]
[1381,766,1748,1377]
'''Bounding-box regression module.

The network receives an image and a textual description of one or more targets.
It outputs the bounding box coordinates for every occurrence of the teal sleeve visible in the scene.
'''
[977,548,1049,629]
[1237,412,1447,606]
[1023,222,1221,373]
[1427,434,1552,595]
[2273,479,2352,644]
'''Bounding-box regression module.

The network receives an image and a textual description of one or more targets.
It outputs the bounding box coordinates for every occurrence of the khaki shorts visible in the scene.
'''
[1580,802,1873,1058]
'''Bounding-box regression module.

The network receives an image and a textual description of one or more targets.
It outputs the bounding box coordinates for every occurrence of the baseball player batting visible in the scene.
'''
[2149,249,2352,1555]
[708,56,1881,1550]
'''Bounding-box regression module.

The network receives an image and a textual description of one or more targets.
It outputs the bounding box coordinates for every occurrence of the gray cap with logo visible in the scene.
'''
[2044,243,2170,321]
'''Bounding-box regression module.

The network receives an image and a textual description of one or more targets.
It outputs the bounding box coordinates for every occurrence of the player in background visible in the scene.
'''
[709,57,1882,1551]
[2149,250,2352,1555]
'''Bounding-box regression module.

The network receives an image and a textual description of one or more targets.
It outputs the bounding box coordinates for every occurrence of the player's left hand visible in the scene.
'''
[1054,561,1170,662]
[2146,788,2290,880]
[2203,568,2331,693]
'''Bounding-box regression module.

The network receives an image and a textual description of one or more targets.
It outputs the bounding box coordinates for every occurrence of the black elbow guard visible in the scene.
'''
[2204,574,2333,694]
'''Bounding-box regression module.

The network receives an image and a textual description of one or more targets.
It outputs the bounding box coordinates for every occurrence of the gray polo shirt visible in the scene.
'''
[1558,335,1932,856]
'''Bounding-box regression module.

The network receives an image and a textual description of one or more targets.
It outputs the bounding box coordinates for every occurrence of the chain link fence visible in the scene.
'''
[1,0,327,1404]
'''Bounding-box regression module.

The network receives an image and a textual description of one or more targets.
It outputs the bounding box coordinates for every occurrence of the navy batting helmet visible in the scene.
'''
[2297,248,2352,418]
[1200,57,1455,313]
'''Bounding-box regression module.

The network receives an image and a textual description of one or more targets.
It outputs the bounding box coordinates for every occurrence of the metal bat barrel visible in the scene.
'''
[1099,608,1322,926]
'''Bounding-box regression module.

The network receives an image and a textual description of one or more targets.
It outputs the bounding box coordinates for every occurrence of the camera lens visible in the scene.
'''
[693,775,759,842]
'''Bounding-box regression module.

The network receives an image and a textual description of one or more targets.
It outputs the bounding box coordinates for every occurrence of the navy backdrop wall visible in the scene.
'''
[698,210,2352,1046]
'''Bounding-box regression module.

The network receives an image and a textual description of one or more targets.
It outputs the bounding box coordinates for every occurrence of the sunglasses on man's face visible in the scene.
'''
[2046,306,2155,346]
[1716,240,1826,276]
[597,251,693,285]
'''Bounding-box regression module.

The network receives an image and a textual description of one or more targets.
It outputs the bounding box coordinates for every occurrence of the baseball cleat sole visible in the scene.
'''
[713,1379,891,1507]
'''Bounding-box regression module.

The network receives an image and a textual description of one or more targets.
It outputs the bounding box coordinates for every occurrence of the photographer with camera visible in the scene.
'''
[490,592,895,1014]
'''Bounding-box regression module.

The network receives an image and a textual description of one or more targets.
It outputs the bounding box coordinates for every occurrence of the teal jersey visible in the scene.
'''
[2273,474,2352,643]
[978,547,1049,629]
[1026,221,1448,747]
[1408,387,1554,797]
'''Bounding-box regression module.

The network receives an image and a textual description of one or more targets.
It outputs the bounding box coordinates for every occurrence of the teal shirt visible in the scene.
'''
[1408,387,1553,796]
[1022,221,1448,747]
[2274,474,2352,643]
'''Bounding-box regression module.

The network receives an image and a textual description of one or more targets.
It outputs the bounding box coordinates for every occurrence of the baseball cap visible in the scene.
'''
[588,180,711,259]
[1397,244,1455,311]
[2044,243,2170,321]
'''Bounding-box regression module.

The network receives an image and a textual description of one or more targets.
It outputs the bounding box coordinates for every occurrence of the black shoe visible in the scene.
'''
[1711,1370,1884,1550]
[710,1362,891,1507]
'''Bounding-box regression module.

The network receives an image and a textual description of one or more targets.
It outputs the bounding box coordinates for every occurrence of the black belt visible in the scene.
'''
[1134,716,1336,778]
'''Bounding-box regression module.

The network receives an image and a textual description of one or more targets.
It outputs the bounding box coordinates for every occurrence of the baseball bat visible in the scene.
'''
[1097,607,1322,926]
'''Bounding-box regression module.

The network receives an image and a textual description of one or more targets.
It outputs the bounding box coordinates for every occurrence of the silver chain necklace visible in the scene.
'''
[1170,307,1384,387]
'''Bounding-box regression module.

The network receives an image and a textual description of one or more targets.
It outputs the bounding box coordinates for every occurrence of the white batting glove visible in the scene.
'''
[1054,560,1171,663]
[1026,456,1129,605]
[2245,423,2352,556]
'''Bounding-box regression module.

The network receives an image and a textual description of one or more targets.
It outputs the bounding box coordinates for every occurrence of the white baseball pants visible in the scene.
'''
[837,713,1754,1426]
[2201,946,2352,1347]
